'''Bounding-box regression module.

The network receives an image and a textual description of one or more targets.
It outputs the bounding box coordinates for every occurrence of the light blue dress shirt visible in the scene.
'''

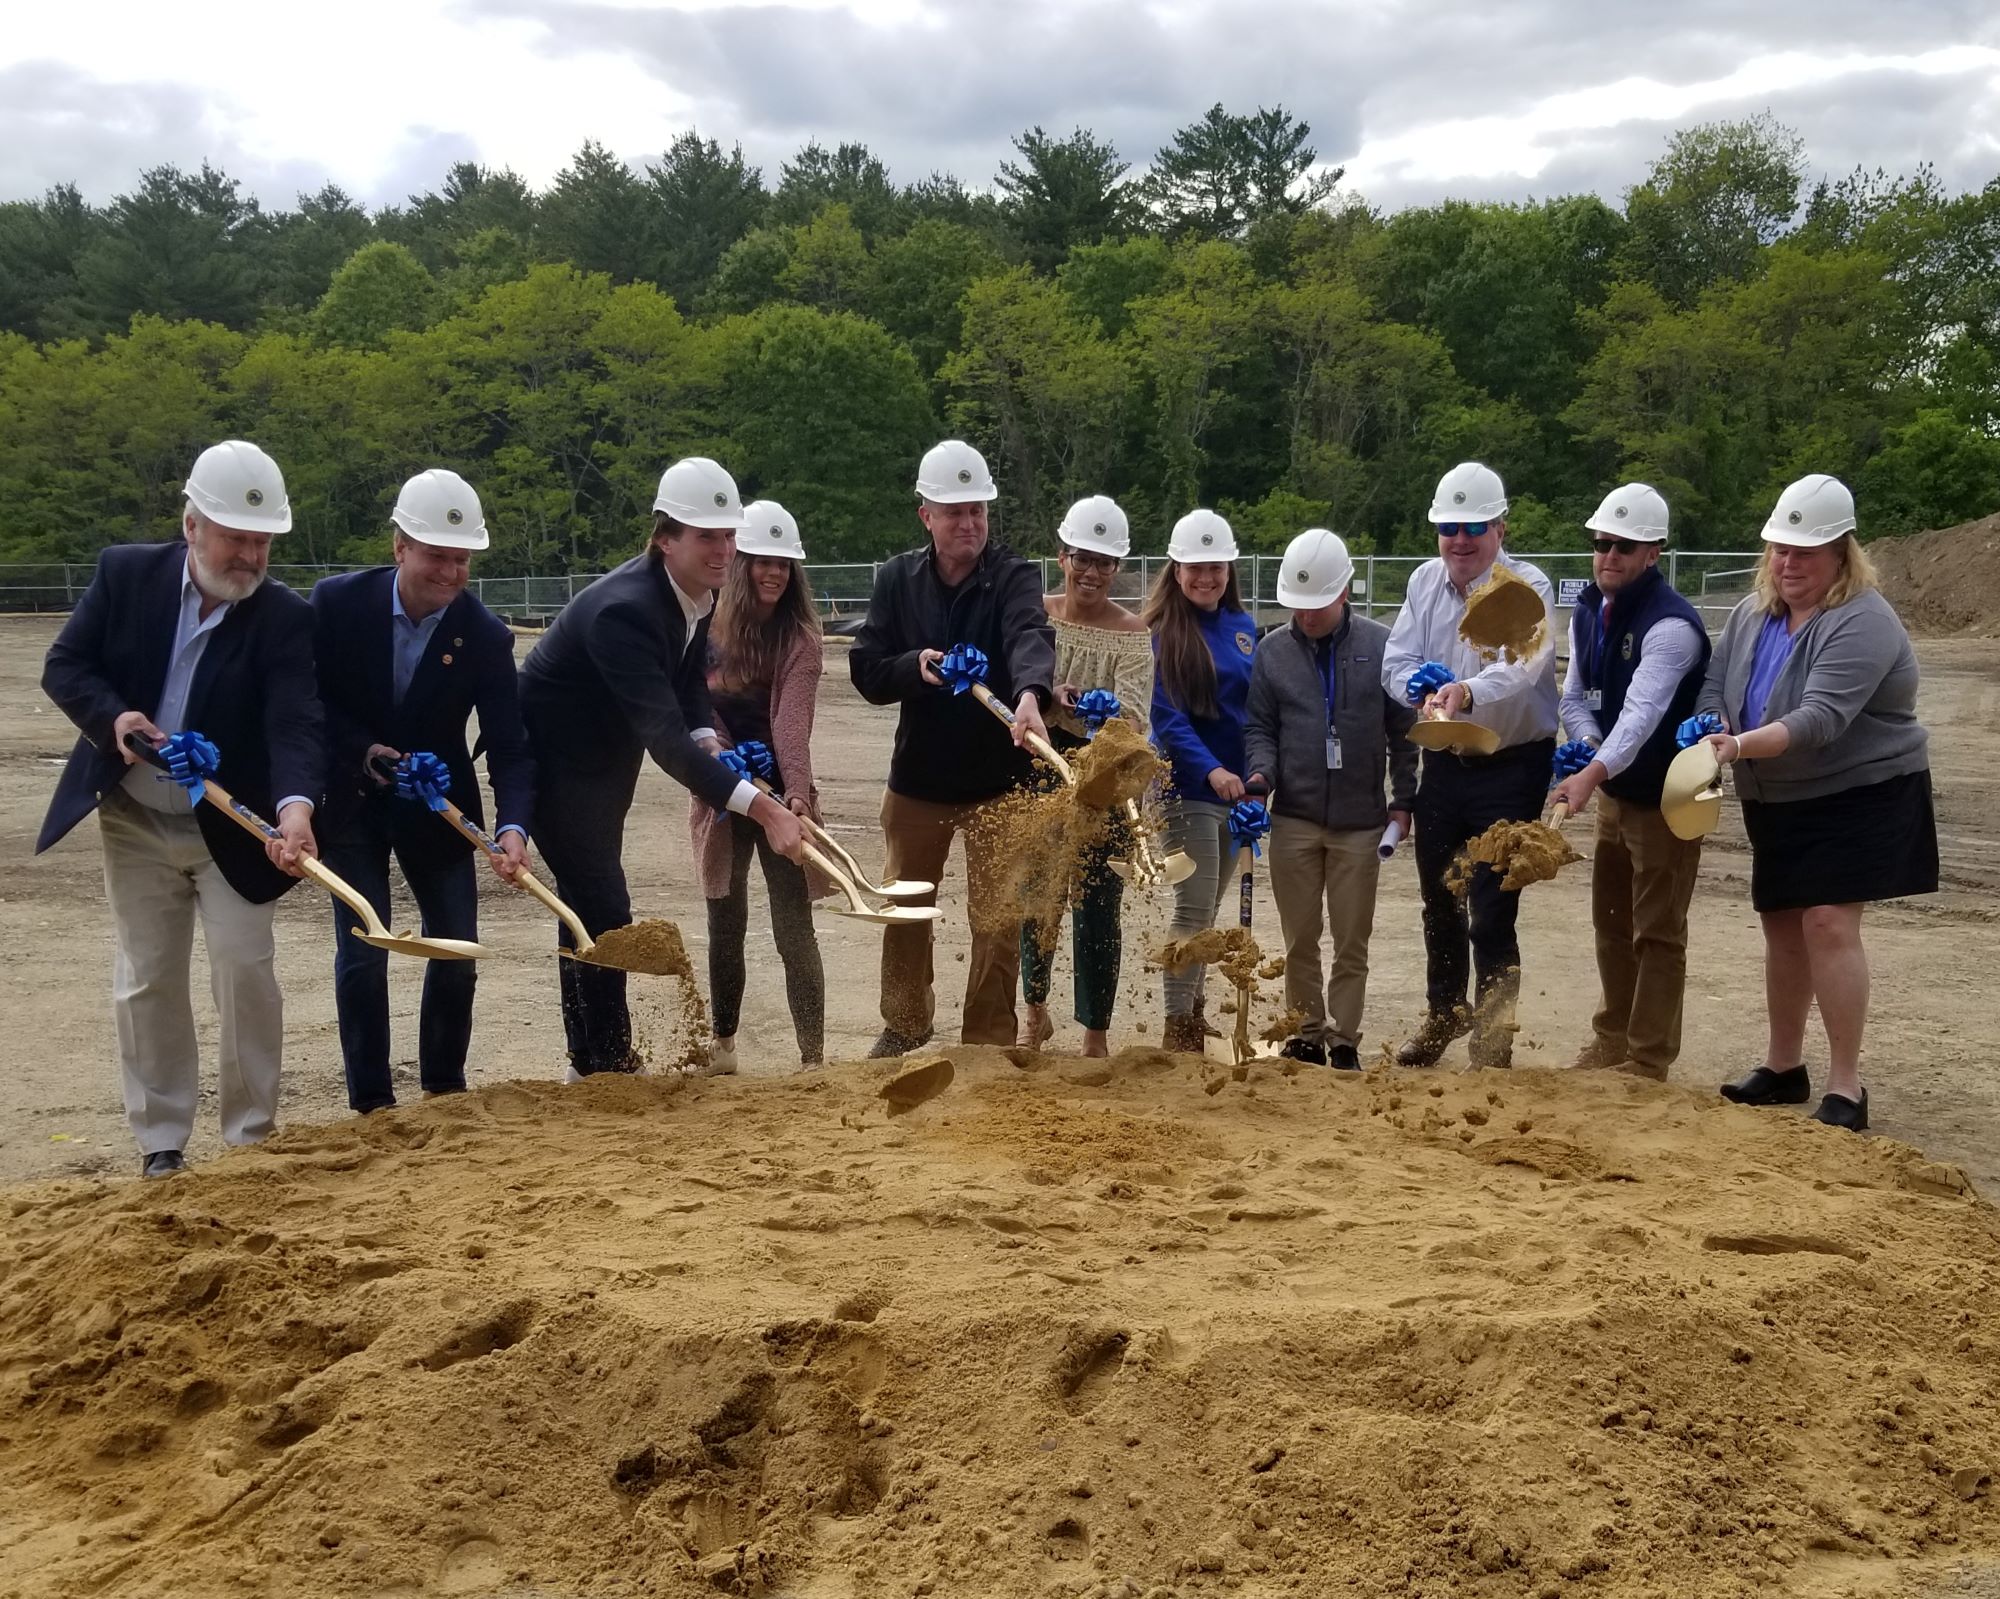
[391,579,525,841]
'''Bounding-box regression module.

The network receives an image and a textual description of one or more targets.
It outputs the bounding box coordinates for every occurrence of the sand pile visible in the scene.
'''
[2,1055,1995,1599]
[1449,819,1584,893]
[1869,515,2000,638]
[1461,565,1548,660]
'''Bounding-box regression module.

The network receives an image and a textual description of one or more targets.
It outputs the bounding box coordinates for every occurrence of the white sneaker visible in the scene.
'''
[699,1037,739,1077]
[563,1065,585,1084]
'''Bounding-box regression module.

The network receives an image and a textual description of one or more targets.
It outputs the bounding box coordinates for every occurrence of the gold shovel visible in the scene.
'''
[368,754,683,975]
[737,772,933,903]
[1662,742,1725,841]
[800,840,940,924]
[131,735,484,960]
[1406,702,1501,756]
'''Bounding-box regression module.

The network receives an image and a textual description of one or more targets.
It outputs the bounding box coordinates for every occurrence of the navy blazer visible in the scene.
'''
[38,541,325,905]
[310,567,536,861]
[518,550,739,813]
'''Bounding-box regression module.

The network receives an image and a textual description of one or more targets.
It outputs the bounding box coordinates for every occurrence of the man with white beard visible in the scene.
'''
[39,440,325,1177]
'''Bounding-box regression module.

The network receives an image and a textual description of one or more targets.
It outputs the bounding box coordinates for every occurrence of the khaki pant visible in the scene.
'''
[1591,791,1703,1070]
[878,789,1020,1045]
[1268,815,1383,1048]
[99,789,283,1155]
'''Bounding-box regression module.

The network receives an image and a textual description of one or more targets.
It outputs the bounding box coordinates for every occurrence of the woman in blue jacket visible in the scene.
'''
[1143,509,1258,1053]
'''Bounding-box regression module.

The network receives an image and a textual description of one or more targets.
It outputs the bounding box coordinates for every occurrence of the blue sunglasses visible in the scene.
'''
[1437,521,1494,537]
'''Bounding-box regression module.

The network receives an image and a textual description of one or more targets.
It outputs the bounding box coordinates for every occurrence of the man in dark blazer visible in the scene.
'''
[520,455,804,1078]
[311,469,536,1113]
[38,440,324,1178]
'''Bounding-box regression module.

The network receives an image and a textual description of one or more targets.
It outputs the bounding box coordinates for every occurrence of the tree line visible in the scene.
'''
[1,109,1995,571]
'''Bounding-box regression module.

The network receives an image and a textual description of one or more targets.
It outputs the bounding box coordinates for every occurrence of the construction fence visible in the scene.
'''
[0,550,1763,630]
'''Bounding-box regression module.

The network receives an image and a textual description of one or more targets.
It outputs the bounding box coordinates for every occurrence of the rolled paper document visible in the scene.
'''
[1378,817,1409,860]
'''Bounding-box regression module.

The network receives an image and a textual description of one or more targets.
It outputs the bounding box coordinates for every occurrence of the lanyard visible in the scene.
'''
[1317,635,1337,727]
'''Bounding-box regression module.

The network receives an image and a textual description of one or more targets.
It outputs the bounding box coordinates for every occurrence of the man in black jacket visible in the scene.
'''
[38,440,324,1177]
[521,456,804,1077]
[312,469,536,1112]
[850,439,1056,1055]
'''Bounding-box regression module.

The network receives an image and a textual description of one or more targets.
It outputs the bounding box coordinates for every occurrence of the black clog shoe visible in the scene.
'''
[1809,1089,1869,1132]
[1719,1065,1812,1106]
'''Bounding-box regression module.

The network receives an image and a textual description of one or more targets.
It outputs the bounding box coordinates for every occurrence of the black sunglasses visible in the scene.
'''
[1062,551,1120,571]
[1590,537,1644,555]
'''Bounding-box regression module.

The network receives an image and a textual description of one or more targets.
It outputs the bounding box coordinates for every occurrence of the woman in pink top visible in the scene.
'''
[688,501,827,1072]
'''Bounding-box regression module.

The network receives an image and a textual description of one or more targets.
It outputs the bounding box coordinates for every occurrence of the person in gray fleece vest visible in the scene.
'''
[1692,474,1936,1134]
[1245,529,1418,1070]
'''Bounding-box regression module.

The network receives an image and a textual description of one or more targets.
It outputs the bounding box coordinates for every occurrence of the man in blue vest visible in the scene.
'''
[1548,483,1712,1081]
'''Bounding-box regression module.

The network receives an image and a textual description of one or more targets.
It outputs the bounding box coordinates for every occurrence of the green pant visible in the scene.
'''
[1020,832,1124,1031]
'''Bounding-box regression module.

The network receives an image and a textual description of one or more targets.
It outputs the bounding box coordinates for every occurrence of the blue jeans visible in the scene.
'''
[323,801,480,1112]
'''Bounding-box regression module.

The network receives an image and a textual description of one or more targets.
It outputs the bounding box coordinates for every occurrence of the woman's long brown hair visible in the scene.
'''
[711,554,821,692]
[1142,561,1243,721]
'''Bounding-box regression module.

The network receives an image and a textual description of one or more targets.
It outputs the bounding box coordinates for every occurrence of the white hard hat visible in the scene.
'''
[1275,527,1354,608]
[1586,482,1670,544]
[1167,508,1238,563]
[1057,495,1130,559]
[183,440,292,534]
[1427,461,1508,524]
[915,439,998,504]
[391,469,489,550]
[653,456,746,528]
[738,499,805,561]
[1761,474,1856,547]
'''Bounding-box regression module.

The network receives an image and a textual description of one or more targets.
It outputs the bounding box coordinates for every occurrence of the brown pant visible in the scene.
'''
[1591,791,1703,1069]
[878,789,1020,1045]
[1267,815,1383,1048]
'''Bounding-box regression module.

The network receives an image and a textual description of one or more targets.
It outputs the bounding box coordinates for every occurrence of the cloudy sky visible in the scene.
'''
[3,0,1998,215]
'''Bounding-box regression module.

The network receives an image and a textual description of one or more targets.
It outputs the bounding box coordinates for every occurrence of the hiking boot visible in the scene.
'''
[1279,1036,1328,1067]
[1017,1003,1054,1051]
[1194,995,1223,1040]
[1162,1013,1205,1054]
[867,1027,933,1059]
[1396,1013,1468,1068]
[1611,1059,1668,1083]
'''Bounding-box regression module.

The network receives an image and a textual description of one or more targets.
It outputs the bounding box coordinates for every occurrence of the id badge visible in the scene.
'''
[1585,689,1604,711]
[1326,735,1343,771]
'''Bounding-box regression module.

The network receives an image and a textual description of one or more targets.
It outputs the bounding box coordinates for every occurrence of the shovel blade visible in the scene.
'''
[1159,851,1197,885]
[872,878,935,901]
[1106,859,1135,881]
[829,904,942,924]
[357,932,486,961]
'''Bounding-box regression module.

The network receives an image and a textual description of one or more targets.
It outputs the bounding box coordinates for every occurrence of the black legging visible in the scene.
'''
[707,815,825,1062]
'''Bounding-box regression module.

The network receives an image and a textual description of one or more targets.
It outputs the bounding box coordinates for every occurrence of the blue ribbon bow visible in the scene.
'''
[732,740,777,782]
[1405,661,1456,705]
[1551,739,1596,783]
[161,730,221,806]
[938,643,990,694]
[716,747,752,780]
[395,751,453,811]
[1227,799,1271,859]
[1075,688,1122,732]
[1676,711,1724,749]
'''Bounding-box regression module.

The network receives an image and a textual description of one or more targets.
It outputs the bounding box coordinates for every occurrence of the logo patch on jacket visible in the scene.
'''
[1235,631,1255,656]
[1620,631,1634,661]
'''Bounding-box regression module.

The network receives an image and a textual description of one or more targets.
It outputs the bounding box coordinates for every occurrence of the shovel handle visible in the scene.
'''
[367,755,591,949]
[1549,800,1572,824]
[968,683,1074,782]
[745,773,856,875]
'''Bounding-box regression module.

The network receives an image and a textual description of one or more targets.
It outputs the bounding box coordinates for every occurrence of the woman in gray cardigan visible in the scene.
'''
[1694,475,1936,1132]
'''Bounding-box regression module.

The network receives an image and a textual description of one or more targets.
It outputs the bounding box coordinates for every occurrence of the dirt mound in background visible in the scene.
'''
[1870,514,2000,637]
[3,1056,1997,1599]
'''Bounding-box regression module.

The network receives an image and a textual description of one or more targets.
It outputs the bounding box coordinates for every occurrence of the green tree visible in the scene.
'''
[869,219,1006,377]
[775,205,877,314]
[1859,408,2000,534]
[539,141,655,282]
[771,141,903,239]
[1620,114,1806,306]
[1057,237,1175,338]
[259,184,375,316]
[995,125,1133,273]
[311,242,437,348]
[1143,104,1341,241]
[707,304,935,559]
[1128,243,1261,512]
[643,131,767,311]
[74,164,267,331]
[704,226,794,316]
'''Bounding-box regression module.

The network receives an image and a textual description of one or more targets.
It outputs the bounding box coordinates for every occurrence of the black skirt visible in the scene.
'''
[1740,769,1939,913]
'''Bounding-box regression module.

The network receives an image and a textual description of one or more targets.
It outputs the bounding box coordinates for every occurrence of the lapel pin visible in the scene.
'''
[441,653,454,666]
[453,638,463,648]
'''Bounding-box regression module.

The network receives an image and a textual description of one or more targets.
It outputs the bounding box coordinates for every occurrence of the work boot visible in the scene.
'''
[1194,994,1223,1041]
[1017,1003,1054,1051]
[867,1027,933,1059]
[1279,1036,1328,1067]
[1396,1013,1467,1068]
[1162,1013,1204,1054]
[1611,1059,1668,1083]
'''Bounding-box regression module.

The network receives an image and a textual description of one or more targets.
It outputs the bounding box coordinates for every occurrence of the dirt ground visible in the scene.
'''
[3,615,2000,1599]
[2,616,1996,1193]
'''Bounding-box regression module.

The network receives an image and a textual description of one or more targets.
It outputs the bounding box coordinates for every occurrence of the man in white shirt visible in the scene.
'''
[1548,484,1712,1080]
[1382,462,1558,1068]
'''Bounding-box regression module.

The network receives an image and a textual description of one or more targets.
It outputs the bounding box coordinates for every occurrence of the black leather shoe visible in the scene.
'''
[140,1150,186,1180]
[1719,1065,1812,1106]
[1397,1014,1468,1068]
[1329,1043,1362,1072]
[1809,1089,1868,1132]
[867,1027,934,1059]
[1279,1036,1328,1066]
